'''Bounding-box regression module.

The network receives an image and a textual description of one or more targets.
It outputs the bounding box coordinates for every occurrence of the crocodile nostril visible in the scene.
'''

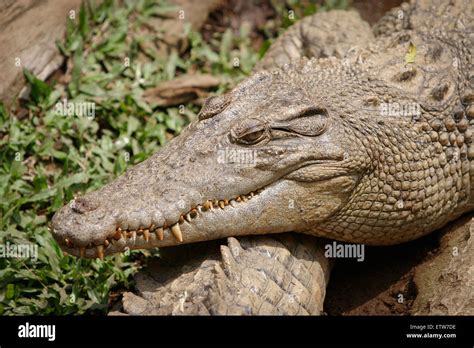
[70,197,100,214]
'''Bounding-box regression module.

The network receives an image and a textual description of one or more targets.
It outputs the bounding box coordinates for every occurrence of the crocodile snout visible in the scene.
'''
[51,194,118,258]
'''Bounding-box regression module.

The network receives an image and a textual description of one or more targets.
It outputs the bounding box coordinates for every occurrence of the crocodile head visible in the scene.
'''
[51,68,367,258]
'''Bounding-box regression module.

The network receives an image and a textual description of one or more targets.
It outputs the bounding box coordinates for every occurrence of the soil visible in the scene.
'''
[352,0,403,25]
[324,229,438,315]
[325,214,473,315]
[201,0,277,51]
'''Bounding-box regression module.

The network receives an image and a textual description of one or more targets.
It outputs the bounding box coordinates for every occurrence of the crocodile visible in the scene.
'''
[51,0,473,315]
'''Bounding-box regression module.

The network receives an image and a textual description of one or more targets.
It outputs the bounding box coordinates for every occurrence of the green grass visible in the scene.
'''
[0,0,347,315]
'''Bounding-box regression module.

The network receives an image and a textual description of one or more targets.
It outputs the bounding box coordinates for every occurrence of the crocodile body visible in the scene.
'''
[51,0,473,314]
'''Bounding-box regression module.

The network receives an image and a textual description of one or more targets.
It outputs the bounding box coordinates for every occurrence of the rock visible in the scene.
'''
[411,214,474,315]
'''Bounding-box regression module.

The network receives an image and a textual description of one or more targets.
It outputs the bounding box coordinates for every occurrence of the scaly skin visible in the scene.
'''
[52,1,473,314]
[120,234,331,315]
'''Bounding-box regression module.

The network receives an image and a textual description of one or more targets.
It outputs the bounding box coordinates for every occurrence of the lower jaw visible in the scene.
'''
[66,211,292,259]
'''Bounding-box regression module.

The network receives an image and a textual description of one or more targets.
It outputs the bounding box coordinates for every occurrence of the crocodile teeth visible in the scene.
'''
[143,229,150,242]
[96,245,104,259]
[80,246,85,258]
[155,227,164,241]
[88,187,266,254]
[113,230,122,240]
[171,224,183,242]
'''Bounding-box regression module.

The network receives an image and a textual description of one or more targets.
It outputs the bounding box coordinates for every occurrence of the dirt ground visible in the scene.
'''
[325,213,473,315]
[324,227,436,315]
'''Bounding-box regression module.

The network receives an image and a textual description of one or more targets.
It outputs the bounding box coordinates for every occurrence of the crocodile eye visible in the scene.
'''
[231,117,269,145]
[239,129,266,144]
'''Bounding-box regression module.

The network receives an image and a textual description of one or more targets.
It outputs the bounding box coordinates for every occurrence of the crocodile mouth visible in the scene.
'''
[59,187,265,259]
[57,158,345,259]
